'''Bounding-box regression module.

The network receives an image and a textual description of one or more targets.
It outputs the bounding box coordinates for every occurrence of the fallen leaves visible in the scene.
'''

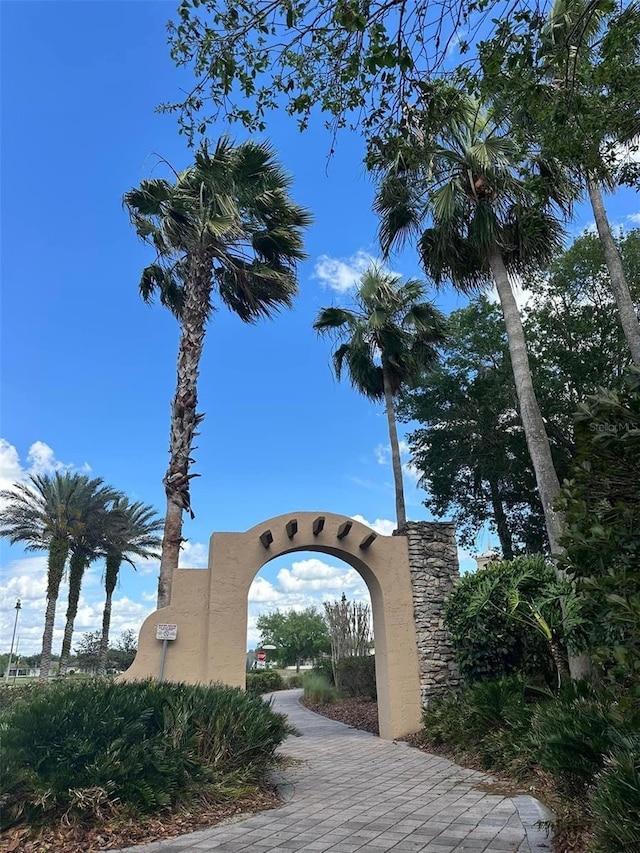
[0,789,280,853]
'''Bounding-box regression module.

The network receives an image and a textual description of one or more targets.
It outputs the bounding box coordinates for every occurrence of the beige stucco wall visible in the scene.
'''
[121,511,423,740]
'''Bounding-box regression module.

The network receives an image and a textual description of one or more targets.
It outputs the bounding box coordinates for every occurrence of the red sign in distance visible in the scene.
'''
[257,651,267,661]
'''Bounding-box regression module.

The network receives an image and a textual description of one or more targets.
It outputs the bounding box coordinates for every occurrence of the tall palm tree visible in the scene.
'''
[57,481,121,676]
[0,473,110,681]
[487,0,640,363]
[314,266,447,528]
[373,89,572,556]
[124,136,312,608]
[542,0,640,365]
[96,498,162,676]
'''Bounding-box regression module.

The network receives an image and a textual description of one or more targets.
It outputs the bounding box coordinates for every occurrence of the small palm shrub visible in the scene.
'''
[335,656,377,700]
[422,678,539,775]
[0,679,292,828]
[286,674,303,688]
[589,740,640,852]
[445,556,560,684]
[303,673,339,704]
[246,670,284,695]
[531,683,638,793]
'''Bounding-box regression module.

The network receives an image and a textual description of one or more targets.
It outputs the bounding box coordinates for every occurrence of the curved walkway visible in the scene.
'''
[116,690,552,853]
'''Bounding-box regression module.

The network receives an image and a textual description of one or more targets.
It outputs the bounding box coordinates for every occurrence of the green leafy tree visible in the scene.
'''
[399,297,550,558]
[558,367,640,684]
[257,608,330,672]
[373,86,573,556]
[58,482,121,677]
[162,0,505,142]
[401,231,639,555]
[523,229,640,432]
[479,0,640,363]
[96,499,162,677]
[73,631,102,674]
[314,266,446,527]
[0,473,111,681]
[111,629,138,672]
[124,137,312,608]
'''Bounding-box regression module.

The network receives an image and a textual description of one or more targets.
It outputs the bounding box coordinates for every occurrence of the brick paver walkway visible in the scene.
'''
[114,689,552,853]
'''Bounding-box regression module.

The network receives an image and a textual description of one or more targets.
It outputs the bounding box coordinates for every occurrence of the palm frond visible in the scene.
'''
[313,307,359,335]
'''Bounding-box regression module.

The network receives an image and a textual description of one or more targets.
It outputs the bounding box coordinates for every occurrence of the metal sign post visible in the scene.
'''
[156,624,178,681]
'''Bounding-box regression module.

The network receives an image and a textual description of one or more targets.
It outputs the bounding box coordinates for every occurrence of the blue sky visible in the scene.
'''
[1,1,638,656]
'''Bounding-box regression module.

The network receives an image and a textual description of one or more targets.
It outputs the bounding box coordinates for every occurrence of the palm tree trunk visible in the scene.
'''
[158,249,212,609]
[488,476,514,560]
[96,589,114,677]
[58,550,88,676]
[39,538,68,682]
[488,247,564,555]
[587,176,640,365]
[382,361,407,529]
[97,553,120,677]
[489,247,591,680]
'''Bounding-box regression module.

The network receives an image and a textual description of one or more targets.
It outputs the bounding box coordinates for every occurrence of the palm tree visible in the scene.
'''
[314,266,447,528]
[96,498,162,676]
[373,89,571,555]
[57,481,121,676]
[541,0,640,365]
[487,0,640,364]
[0,473,110,681]
[124,136,312,608]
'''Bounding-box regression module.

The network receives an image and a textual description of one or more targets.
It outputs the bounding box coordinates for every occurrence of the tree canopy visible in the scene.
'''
[256,607,330,671]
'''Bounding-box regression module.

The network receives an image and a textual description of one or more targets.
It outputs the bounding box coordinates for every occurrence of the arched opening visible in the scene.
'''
[247,551,376,719]
[122,512,424,739]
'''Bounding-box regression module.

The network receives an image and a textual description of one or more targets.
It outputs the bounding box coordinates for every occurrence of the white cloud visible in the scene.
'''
[178,540,208,568]
[607,138,640,168]
[0,438,91,509]
[0,553,155,656]
[374,440,421,484]
[248,577,278,602]
[247,554,372,648]
[486,275,536,311]
[627,212,640,225]
[350,514,395,536]
[277,558,364,594]
[313,250,377,292]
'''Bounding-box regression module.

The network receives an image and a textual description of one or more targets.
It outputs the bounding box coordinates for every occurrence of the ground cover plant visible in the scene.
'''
[0,679,293,841]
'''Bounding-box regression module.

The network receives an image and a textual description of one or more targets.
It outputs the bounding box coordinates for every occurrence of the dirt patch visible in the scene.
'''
[300,696,379,735]
[0,788,280,853]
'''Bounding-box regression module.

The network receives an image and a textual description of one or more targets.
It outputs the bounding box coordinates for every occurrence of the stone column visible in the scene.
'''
[396,522,460,705]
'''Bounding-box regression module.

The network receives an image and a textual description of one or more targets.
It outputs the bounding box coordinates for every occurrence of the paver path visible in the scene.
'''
[115,690,552,853]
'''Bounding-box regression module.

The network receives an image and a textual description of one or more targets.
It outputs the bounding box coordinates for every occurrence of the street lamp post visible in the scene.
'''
[5,599,21,684]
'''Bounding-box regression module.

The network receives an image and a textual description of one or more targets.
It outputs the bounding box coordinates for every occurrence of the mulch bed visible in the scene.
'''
[300,696,379,735]
[0,789,280,853]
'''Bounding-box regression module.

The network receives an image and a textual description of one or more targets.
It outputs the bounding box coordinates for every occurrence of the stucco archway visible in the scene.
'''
[122,512,423,739]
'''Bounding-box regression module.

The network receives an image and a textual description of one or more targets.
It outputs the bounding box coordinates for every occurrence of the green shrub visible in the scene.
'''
[286,674,303,688]
[246,670,285,695]
[532,683,638,792]
[422,678,540,776]
[0,682,44,714]
[303,673,339,704]
[445,555,561,684]
[590,740,640,852]
[310,658,335,685]
[335,656,377,700]
[0,679,292,828]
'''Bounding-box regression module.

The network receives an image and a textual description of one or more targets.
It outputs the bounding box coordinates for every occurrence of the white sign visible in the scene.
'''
[156,623,178,641]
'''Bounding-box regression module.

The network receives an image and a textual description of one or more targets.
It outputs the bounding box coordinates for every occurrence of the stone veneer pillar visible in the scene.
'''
[395,522,460,705]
